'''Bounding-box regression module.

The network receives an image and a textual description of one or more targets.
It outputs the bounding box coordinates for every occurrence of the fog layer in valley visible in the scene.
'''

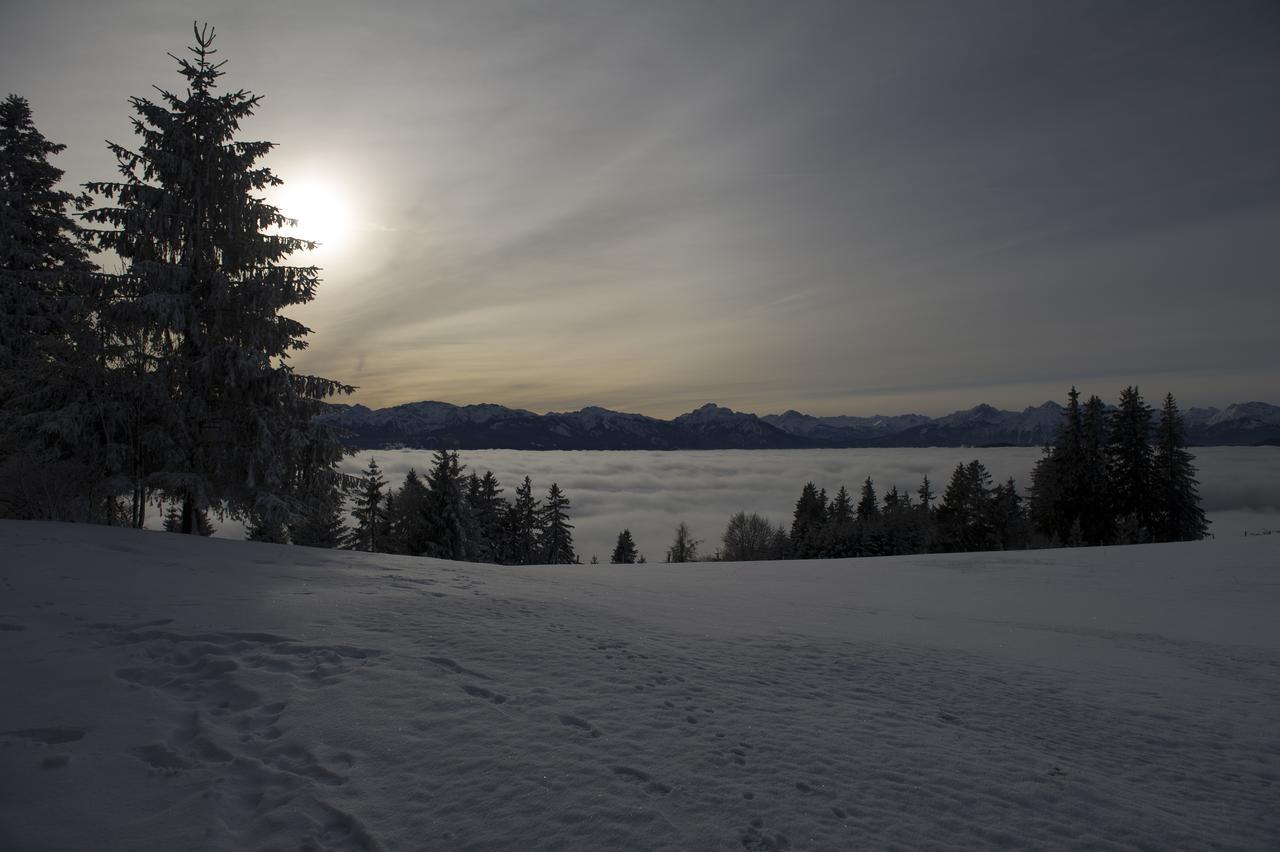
[344,447,1280,562]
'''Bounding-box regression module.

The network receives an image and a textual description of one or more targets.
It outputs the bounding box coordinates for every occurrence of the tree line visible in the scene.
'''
[268,451,578,564]
[709,459,1029,562]
[1,25,350,534]
[614,386,1206,563]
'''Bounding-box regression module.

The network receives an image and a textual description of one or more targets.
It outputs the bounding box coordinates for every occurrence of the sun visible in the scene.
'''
[272,178,354,253]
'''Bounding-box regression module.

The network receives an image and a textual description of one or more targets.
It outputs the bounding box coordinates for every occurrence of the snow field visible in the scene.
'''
[0,521,1277,850]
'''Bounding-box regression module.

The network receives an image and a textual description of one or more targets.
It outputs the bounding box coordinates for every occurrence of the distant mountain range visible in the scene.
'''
[317,399,1280,450]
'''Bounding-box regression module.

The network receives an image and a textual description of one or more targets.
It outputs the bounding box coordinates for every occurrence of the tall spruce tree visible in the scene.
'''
[936,461,996,552]
[1152,394,1208,542]
[916,475,936,551]
[0,95,93,409]
[1030,387,1085,544]
[611,529,638,564]
[465,471,505,563]
[505,476,541,565]
[990,477,1029,550]
[879,486,922,556]
[539,482,575,564]
[388,469,429,555]
[82,23,351,534]
[422,450,470,560]
[1107,386,1155,542]
[1079,394,1113,545]
[789,481,827,557]
[856,477,880,521]
[345,457,388,552]
[0,94,108,520]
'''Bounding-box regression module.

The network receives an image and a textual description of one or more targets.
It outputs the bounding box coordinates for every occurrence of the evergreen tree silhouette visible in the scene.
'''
[539,482,576,564]
[611,529,638,564]
[82,23,351,534]
[346,458,388,552]
[1153,394,1208,542]
[1107,386,1155,542]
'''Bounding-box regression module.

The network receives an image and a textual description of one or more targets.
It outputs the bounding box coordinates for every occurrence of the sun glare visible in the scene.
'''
[273,178,354,253]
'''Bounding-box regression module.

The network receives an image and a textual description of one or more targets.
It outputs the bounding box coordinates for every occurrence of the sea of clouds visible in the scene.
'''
[345,447,1280,563]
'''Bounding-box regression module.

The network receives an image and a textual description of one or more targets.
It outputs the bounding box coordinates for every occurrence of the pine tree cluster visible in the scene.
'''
[1030,387,1208,544]
[758,462,1028,561]
[345,453,578,564]
[1,25,350,532]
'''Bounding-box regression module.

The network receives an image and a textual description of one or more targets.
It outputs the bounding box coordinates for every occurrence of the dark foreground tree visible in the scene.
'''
[0,94,104,521]
[82,23,351,533]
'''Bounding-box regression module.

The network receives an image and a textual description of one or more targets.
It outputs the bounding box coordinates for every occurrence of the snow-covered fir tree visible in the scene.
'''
[539,482,575,564]
[0,94,107,521]
[81,23,351,534]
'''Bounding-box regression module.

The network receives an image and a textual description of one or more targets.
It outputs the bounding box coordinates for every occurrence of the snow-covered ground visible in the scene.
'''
[1,521,1277,850]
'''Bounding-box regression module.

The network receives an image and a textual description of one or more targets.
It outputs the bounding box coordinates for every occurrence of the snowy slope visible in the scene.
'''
[1,521,1277,850]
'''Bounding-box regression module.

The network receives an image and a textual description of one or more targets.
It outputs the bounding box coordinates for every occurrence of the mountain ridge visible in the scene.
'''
[317,399,1280,450]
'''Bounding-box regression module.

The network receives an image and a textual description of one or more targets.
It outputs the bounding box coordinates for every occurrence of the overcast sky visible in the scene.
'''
[4,0,1278,417]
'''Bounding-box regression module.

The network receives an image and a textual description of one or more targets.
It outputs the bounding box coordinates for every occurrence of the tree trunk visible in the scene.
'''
[181,494,195,534]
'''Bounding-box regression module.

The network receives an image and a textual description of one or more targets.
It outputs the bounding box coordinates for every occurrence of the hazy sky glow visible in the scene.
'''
[4,1,1278,417]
